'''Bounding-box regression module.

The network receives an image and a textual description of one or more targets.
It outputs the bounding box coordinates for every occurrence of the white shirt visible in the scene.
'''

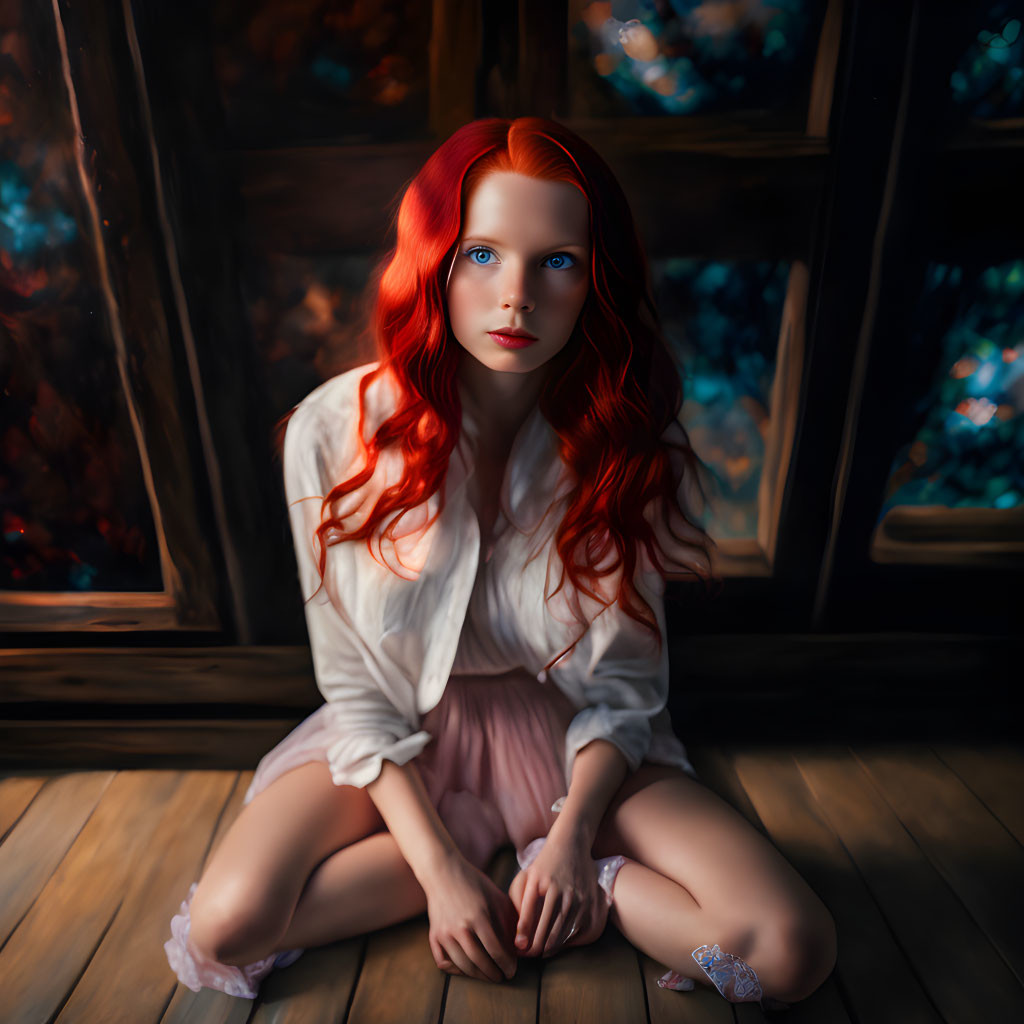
[283,361,695,791]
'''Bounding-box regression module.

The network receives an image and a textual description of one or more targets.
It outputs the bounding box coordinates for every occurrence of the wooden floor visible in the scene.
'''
[1,741,1021,1024]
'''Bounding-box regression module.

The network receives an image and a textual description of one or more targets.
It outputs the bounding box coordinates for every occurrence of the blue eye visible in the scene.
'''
[543,253,576,270]
[465,247,496,265]
[463,247,579,269]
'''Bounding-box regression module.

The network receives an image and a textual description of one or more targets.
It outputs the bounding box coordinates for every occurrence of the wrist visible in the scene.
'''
[416,842,465,893]
[553,738,629,851]
[547,804,597,852]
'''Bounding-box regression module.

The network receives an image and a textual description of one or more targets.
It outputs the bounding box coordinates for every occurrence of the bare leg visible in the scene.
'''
[189,761,424,967]
[604,858,755,989]
[273,830,428,953]
[590,763,837,1004]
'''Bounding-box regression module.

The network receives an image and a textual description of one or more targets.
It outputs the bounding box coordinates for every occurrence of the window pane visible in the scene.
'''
[569,0,829,120]
[212,0,432,146]
[1,0,162,592]
[878,260,1024,520]
[651,258,791,539]
[950,2,1024,120]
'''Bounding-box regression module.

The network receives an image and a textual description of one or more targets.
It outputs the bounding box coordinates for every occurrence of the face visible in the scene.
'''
[446,171,591,375]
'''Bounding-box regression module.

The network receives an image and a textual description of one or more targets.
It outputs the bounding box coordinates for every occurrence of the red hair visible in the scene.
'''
[275,117,722,668]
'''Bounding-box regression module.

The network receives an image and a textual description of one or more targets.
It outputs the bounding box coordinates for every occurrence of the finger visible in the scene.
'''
[496,895,520,951]
[544,890,576,956]
[441,936,481,982]
[475,918,517,981]
[544,890,575,956]
[505,894,524,936]
[564,922,593,948]
[527,885,562,957]
[430,935,449,971]
[431,934,462,974]
[568,896,606,947]
[508,870,525,913]
[458,928,505,983]
[515,875,540,950]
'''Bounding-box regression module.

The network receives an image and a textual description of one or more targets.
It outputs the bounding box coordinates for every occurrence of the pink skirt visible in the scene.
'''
[243,668,580,870]
[165,671,626,998]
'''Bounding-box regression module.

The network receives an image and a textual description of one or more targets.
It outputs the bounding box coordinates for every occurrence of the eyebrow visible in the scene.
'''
[462,236,590,251]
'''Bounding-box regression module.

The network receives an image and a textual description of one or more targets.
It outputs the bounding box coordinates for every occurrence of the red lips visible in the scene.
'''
[488,325,538,350]
[491,326,537,339]
[488,330,538,349]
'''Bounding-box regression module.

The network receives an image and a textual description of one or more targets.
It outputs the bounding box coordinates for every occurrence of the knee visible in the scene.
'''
[754,906,838,1004]
[188,881,282,966]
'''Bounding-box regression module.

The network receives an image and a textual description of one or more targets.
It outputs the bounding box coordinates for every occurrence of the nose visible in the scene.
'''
[500,263,535,312]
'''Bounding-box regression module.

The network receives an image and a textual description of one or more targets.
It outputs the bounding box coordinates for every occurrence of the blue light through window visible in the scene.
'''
[651,258,791,539]
[879,260,1024,519]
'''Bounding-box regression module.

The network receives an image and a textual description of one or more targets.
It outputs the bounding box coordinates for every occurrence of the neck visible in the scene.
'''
[457,354,546,451]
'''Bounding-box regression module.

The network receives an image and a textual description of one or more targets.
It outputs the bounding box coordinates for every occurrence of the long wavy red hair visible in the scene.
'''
[276,117,722,669]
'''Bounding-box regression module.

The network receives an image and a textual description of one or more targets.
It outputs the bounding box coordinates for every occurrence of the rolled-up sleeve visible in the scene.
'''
[561,569,670,788]
[284,396,432,789]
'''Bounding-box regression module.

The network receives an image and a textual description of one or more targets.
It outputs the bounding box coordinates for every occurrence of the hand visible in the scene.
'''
[508,832,610,957]
[423,851,519,983]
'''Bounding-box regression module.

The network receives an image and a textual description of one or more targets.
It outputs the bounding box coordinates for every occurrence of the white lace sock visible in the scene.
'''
[684,942,791,1011]
[164,882,305,999]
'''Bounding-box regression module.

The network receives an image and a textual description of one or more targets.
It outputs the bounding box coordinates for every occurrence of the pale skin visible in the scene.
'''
[185,172,837,1003]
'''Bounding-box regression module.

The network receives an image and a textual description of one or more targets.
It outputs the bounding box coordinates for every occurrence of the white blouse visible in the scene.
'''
[283,361,696,791]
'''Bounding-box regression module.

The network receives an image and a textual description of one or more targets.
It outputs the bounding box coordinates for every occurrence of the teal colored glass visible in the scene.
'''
[650,258,791,540]
[878,260,1024,522]
[949,3,1024,120]
[569,0,827,118]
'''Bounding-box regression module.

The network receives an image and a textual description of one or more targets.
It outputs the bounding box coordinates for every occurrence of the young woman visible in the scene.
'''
[164,117,837,1008]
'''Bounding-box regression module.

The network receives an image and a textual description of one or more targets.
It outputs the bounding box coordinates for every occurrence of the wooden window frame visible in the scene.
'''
[1,0,225,635]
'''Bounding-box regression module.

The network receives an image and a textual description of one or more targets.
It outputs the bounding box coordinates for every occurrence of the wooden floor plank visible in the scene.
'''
[689,746,768,836]
[930,743,1024,847]
[159,771,265,1024]
[192,771,254,861]
[538,921,646,1024]
[853,744,1024,987]
[694,746,847,1024]
[443,847,539,1024]
[443,957,539,1024]
[735,1005,766,1023]
[770,979,849,1022]
[252,934,365,1024]
[0,746,1012,1022]
[162,989,254,1024]
[0,770,183,1023]
[794,745,1024,1023]
[348,914,445,1024]
[160,974,255,1024]
[0,772,114,946]
[0,773,51,840]
[57,770,239,1024]
[729,747,942,1024]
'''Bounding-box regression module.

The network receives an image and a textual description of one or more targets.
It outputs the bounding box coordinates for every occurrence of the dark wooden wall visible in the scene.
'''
[1,0,1018,765]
